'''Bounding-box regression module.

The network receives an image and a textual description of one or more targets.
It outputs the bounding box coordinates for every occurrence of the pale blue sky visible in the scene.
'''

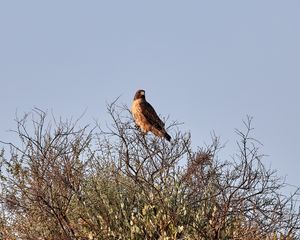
[0,1,299,188]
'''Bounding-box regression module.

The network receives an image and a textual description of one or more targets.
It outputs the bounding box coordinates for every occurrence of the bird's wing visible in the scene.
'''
[140,101,165,129]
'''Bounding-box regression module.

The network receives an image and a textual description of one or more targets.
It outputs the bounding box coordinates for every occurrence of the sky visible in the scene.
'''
[0,1,299,190]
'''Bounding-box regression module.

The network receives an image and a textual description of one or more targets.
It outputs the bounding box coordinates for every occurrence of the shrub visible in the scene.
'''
[0,105,299,239]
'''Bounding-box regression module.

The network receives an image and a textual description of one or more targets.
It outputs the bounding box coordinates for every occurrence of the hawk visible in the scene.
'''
[131,89,171,141]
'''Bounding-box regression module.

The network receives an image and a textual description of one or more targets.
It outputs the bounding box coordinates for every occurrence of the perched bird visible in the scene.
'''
[131,89,171,141]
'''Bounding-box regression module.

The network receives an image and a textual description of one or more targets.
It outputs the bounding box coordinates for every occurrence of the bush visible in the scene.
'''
[0,104,299,239]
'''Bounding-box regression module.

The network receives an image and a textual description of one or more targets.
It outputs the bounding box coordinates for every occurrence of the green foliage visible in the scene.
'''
[0,107,299,239]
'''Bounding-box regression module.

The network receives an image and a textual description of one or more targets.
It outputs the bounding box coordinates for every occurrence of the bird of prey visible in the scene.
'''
[131,89,171,141]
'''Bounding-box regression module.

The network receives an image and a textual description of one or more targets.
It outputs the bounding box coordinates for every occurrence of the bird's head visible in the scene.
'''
[134,89,146,100]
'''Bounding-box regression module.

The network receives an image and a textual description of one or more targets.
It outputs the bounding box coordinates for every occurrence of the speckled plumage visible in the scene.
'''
[131,89,171,141]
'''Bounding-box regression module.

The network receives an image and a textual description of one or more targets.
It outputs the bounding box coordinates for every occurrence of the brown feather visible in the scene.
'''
[131,90,171,141]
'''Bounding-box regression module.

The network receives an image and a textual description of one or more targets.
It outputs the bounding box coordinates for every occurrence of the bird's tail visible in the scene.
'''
[164,132,171,142]
[152,127,171,141]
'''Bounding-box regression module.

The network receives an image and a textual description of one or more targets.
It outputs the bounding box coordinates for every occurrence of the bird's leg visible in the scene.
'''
[139,130,148,142]
[134,124,147,142]
[141,131,147,139]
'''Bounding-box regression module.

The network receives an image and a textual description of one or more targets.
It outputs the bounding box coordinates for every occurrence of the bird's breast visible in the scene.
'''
[131,99,150,132]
